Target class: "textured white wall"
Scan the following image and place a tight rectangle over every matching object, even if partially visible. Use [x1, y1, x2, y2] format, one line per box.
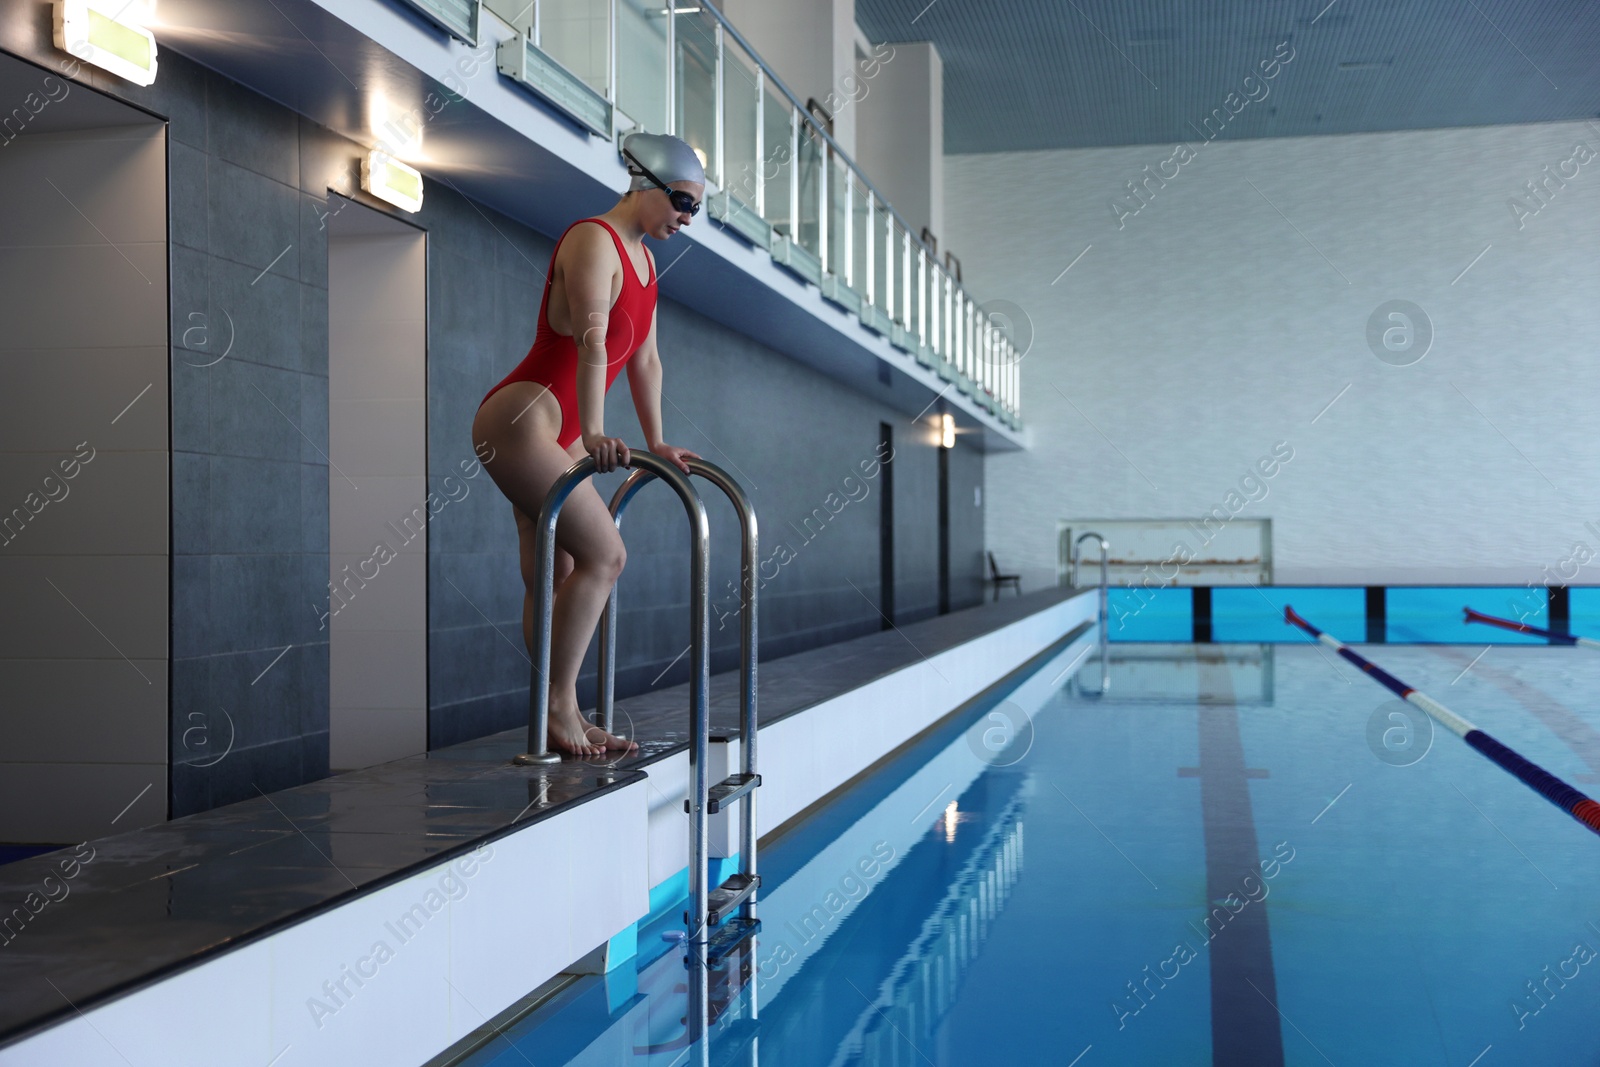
[946, 119, 1600, 588]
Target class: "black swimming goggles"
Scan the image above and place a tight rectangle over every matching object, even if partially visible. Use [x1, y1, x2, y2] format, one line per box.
[625, 151, 702, 217]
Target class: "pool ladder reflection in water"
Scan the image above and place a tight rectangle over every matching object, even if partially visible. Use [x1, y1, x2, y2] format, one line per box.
[1072, 531, 1111, 695]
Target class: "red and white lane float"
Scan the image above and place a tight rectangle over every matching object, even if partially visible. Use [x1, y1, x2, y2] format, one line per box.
[1463, 606, 1600, 649]
[1284, 605, 1600, 838]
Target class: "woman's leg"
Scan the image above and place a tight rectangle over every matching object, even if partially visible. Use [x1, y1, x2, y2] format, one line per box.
[474, 384, 636, 756]
[523, 542, 576, 651]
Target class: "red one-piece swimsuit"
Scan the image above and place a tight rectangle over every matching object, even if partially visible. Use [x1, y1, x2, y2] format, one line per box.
[479, 218, 658, 448]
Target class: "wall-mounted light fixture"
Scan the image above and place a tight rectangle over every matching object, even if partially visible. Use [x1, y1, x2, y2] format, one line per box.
[55, 0, 159, 86]
[940, 412, 955, 449]
[361, 151, 424, 213]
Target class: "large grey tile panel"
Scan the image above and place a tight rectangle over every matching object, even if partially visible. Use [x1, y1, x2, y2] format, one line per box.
[171, 556, 212, 659]
[0, 347, 165, 450]
[0, 450, 167, 555]
[0, 126, 166, 247]
[0, 554, 167, 662]
[205, 70, 299, 188]
[207, 455, 301, 554]
[0, 658, 167, 764]
[168, 138, 209, 253]
[299, 370, 329, 466]
[170, 358, 211, 456]
[0, 241, 166, 349]
[300, 282, 329, 377]
[300, 461, 329, 554]
[207, 359, 305, 463]
[0, 761, 166, 843]
[171, 449, 209, 556]
[208, 552, 321, 653]
[206, 157, 299, 282]
[198, 253, 305, 374]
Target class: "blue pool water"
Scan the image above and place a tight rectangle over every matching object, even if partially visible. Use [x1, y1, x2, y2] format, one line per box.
[456, 636, 1600, 1066]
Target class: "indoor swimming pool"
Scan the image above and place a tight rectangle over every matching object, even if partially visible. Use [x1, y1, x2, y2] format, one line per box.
[442, 634, 1600, 1066]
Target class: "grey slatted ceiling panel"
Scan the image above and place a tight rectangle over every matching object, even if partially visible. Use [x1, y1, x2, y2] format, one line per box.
[855, 0, 1600, 152]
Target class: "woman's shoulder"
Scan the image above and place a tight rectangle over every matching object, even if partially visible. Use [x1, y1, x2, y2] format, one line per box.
[554, 219, 620, 269]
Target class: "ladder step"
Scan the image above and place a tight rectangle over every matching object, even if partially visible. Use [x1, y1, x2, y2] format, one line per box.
[706, 772, 761, 814]
[707, 1012, 761, 1067]
[704, 916, 762, 964]
[706, 872, 761, 927]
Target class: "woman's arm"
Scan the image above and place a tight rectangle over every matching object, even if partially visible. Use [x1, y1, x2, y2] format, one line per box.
[627, 304, 699, 474]
[626, 307, 666, 449]
[561, 223, 630, 469]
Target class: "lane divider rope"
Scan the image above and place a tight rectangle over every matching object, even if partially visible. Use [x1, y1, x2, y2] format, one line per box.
[1284, 605, 1600, 838]
[1463, 606, 1600, 649]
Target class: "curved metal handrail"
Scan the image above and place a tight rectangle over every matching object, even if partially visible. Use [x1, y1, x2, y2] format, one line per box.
[1073, 531, 1111, 696]
[598, 458, 760, 919]
[513, 452, 710, 770]
[510, 449, 760, 1047]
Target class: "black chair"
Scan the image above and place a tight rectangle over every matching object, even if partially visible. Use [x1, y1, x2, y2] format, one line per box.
[986, 551, 1021, 600]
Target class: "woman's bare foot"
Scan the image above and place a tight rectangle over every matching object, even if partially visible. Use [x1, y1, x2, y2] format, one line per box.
[583, 724, 639, 754]
[547, 701, 605, 757]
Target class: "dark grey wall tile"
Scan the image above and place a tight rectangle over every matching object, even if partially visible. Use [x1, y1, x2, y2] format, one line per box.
[429, 550, 521, 630]
[208, 456, 300, 554]
[300, 284, 328, 377]
[297, 372, 327, 466]
[171, 555, 211, 660]
[207, 158, 299, 281]
[169, 140, 208, 253]
[296, 643, 330, 739]
[169, 245, 209, 356]
[427, 623, 528, 708]
[298, 189, 329, 290]
[206, 71, 299, 187]
[171, 451, 209, 556]
[207, 360, 303, 463]
[209, 553, 316, 653]
[205, 254, 305, 374]
[300, 463, 329, 554]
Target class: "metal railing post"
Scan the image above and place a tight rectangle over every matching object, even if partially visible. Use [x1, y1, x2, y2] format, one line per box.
[1073, 531, 1110, 695]
[685, 459, 759, 927]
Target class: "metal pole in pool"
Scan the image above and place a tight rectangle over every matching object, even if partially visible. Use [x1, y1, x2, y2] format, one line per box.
[1283, 605, 1600, 838]
[1463, 606, 1600, 649]
[1073, 531, 1110, 694]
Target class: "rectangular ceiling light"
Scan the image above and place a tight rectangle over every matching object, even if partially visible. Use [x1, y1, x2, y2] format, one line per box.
[55, 0, 159, 86]
[362, 151, 424, 213]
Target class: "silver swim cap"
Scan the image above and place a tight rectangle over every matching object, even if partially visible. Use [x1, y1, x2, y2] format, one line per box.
[622, 132, 705, 192]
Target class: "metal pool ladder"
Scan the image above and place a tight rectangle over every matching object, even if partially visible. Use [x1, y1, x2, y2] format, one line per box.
[511, 451, 762, 1045]
[1072, 531, 1111, 695]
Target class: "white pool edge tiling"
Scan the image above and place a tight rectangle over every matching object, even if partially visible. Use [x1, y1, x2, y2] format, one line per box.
[0, 590, 1094, 1066]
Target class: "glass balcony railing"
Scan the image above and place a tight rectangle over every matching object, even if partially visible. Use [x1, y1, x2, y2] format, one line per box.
[484, 0, 1021, 428]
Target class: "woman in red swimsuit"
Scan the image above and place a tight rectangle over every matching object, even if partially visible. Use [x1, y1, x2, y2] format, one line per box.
[472, 132, 704, 757]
